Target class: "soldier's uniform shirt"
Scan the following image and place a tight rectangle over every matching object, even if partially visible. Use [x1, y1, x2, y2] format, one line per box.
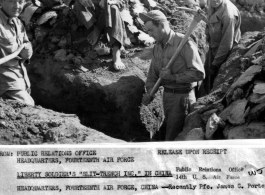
[207, 0, 241, 67]
[0, 9, 34, 105]
[146, 30, 205, 140]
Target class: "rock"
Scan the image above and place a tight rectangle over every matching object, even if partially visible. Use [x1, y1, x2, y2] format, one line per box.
[120, 9, 134, 25]
[37, 11, 58, 25]
[226, 65, 262, 103]
[252, 56, 263, 64]
[253, 94, 265, 103]
[244, 83, 254, 98]
[54, 49, 67, 61]
[76, 65, 88, 72]
[223, 124, 233, 139]
[141, 0, 157, 8]
[185, 128, 205, 141]
[248, 92, 264, 103]
[205, 113, 225, 140]
[85, 51, 97, 60]
[198, 103, 224, 114]
[247, 103, 265, 121]
[175, 110, 204, 141]
[219, 99, 249, 125]
[201, 109, 218, 123]
[58, 36, 68, 48]
[232, 88, 244, 101]
[20, 4, 39, 25]
[0, 110, 5, 119]
[94, 44, 111, 56]
[228, 122, 265, 139]
[66, 53, 75, 61]
[72, 56, 85, 65]
[51, 36, 61, 43]
[27, 125, 40, 134]
[35, 26, 49, 43]
[131, 0, 145, 15]
[0, 120, 7, 128]
[127, 25, 139, 34]
[253, 82, 265, 94]
[45, 130, 59, 142]
[184, 0, 199, 7]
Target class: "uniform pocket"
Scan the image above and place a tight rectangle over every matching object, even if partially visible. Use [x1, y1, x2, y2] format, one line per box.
[154, 58, 163, 69]
[2, 36, 16, 45]
[0, 36, 17, 53]
[210, 22, 222, 44]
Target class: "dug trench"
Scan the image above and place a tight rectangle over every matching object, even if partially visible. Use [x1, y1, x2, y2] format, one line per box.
[28, 48, 153, 142]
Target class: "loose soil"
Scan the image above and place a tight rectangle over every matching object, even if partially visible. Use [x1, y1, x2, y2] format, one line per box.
[0, 99, 124, 144]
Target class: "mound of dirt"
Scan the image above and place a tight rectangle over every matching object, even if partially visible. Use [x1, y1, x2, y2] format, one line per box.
[0, 98, 124, 145]
[241, 12, 265, 34]
[232, 0, 265, 33]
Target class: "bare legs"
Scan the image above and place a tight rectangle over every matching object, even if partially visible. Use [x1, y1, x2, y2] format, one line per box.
[112, 42, 125, 70]
[88, 30, 126, 70]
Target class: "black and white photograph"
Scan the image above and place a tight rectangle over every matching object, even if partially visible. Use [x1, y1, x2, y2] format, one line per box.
[0, 0, 265, 194]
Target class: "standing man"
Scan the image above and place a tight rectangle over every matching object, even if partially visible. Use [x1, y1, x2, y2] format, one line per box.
[140, 10, 205, 141]
[206, 0, 241, 89]
[0, 0, 34, 106]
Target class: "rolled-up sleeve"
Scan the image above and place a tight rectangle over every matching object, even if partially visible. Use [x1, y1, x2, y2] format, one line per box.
[212, 16, 235, 67]
[175, 41, 205, 83]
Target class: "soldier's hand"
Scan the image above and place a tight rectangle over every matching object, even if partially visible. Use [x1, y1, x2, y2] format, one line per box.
[16, 43, 25, 54]
[142, 93, 154, 106]
[159, 68, 175, 81]
[19, 42, 32, 60]
[79, 0, 95, 9]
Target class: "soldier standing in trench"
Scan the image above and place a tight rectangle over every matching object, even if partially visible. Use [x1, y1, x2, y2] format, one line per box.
[140, 10, 205, 141]
[67, 0, 127, 71]
[0, 0, 34, 106]
[205, 0, 241, 91]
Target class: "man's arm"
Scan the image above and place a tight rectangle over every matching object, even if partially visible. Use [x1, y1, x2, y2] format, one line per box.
[160, 41, 205, 83]
[19, 25, 33, 60]
[0, 44, 25, 65]
[212, 16, 235, 68]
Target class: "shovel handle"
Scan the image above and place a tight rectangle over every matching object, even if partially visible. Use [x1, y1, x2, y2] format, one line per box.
[149, 18, 202, 97]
